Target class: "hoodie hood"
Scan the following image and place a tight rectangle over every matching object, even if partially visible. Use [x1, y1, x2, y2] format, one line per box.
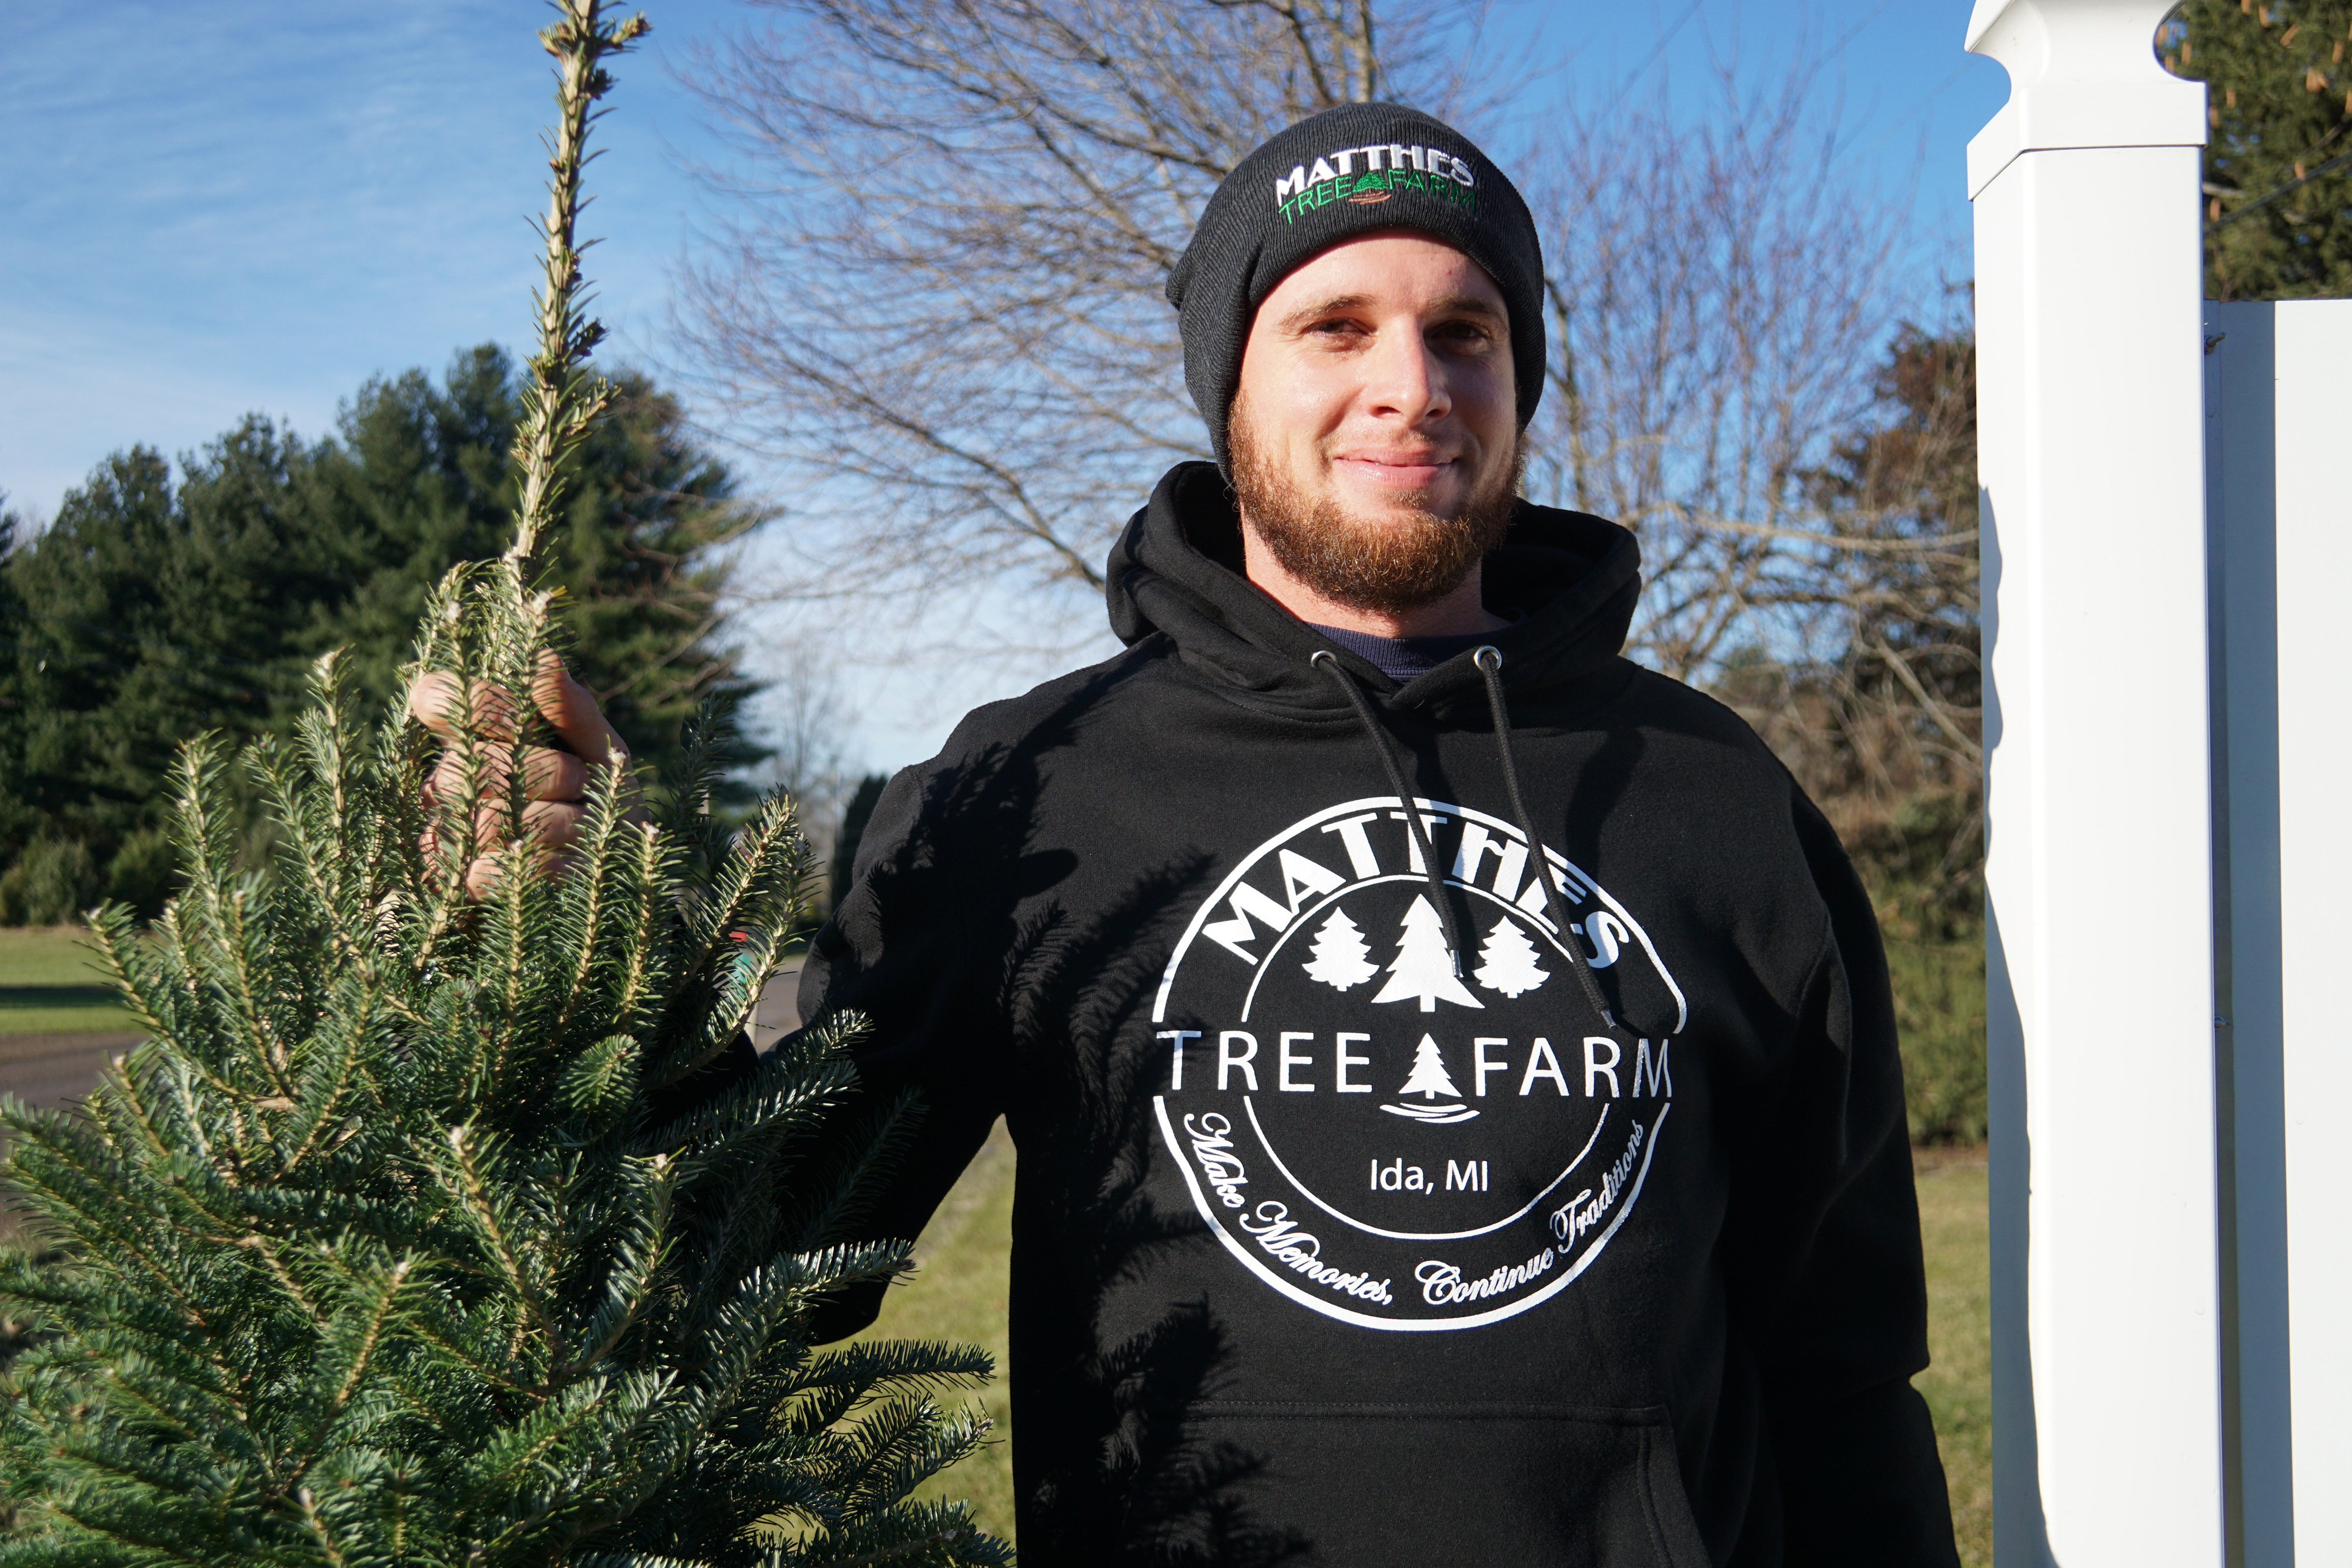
[1105, 462, 1642, 717]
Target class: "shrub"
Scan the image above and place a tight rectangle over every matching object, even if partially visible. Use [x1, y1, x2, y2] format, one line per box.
[0, 839, 98, 927]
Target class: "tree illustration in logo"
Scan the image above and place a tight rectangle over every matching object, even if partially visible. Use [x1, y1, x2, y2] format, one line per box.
[1372, 894, 1484, 1012]
[1302, 907, 1379, 991]
[1397, 1033, 1462, 1099]
[1474, 914, 1549, 998]
[1382, 1032, 1477, 1123]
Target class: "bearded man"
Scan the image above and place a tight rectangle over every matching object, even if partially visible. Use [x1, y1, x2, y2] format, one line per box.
[438, 104, 1961, 1564]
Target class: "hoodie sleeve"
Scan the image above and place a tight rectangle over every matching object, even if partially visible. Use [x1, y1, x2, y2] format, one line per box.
[1728, 791, 1961, 1566]
[795, 762, 1015, 1344]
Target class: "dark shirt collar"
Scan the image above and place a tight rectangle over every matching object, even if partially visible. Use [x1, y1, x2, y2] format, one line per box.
[1306, 613, 1524, 684]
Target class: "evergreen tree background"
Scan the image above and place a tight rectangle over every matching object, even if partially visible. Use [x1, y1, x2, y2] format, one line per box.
[0, 349, 766, 923]
[2165, 1, 2352, 299]
[1788, 325, 1982, 927]
[0, 500, 29, 875]
[0, 4, 1005, 1562]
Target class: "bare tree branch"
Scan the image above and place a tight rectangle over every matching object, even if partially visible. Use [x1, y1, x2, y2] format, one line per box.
[674, 3, 1977, 861]
[674, 0, 1482, 643]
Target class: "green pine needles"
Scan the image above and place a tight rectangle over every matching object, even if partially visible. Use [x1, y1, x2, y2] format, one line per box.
[0, 5, 1008, 1564]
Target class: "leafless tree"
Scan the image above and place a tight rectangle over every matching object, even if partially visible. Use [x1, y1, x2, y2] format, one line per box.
[676, 0, 1970, 793]
[1516, 59, 1979, 897]
[1722, 322, 1983, 900]
[676, 0, 1494, 653]
[753, 638, 858, 862]
[1525, 62, 1918, 684]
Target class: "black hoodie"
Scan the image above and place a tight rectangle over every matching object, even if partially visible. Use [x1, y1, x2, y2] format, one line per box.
[801, 463, 1960, 1567]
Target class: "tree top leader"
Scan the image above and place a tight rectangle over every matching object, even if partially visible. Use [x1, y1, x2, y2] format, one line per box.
[477, 100, 1965, 1566]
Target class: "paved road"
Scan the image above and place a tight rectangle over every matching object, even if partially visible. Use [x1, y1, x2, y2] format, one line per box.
[0, 1032, 140, 1236]
[0, 1031, 141, 1115]
[750, 959, 804, 1052]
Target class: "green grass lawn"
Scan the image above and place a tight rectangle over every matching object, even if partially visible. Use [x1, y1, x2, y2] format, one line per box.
[843, 1121, 1020, 1543]
[851, 1126, 1993, 1563]
[1915, 1147, 1991, 1566]
[0, 926, 132, 1035]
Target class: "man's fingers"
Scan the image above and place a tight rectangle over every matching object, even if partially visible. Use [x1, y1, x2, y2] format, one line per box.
[427, 745, 587, 806]
[411, 665, 590, 751]
[426, 798, 586, 855]
[407, 672, 465, 742]
[413, 656, 638, 905]
[533, 653, 629, 768]
[427, 831, 583, 898]
[520, 799, 586, 848]
[532, 656, 648, 826]
[427, 746, 495, 806]
[462, 830, 596, 896]
[465, 798, 586, 850]
[410, 656, 627, 768]
[522, 746, 589, 801]
[464, 852, 513, 901]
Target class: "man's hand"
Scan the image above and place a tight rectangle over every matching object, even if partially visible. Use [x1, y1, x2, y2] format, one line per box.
[408, 651, 641, 897]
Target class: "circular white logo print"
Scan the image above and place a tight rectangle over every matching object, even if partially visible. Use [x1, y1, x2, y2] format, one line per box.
[1151, 797, 1686, 1331]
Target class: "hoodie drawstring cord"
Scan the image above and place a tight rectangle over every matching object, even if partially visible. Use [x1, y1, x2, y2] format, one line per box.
[1309, 650, 1470, 976]
[1473, 645, 1619, 1030]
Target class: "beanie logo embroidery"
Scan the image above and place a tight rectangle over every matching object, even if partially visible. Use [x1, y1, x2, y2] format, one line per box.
[1274, 144, 1479, 225]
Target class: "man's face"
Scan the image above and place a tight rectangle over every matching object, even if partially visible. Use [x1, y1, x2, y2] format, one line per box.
[1229, 230, 1521, 616]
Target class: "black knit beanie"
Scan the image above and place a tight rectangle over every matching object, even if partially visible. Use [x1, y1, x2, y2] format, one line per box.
[1166, 102, 1544, 473]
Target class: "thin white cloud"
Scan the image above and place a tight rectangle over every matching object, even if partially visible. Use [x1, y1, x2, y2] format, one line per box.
[1, 0, 732, 517]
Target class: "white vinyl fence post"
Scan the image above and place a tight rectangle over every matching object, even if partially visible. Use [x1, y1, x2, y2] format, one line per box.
[2264, 304, 2352, 1566]
[2205, 296, 2352, 1568]
[1965, 4, 2221, 1565]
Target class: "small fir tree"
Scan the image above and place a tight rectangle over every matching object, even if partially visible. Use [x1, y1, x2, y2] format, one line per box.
[0, 7, 1005, 1566]
[1472, 915, 1549, 999]
[1302, 908, 1378, 991]
[1371, 895, 1483, 1013]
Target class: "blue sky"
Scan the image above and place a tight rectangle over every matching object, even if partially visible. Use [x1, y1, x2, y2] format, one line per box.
[1, 0, 742, 524]
[1, 1, 2010, 771]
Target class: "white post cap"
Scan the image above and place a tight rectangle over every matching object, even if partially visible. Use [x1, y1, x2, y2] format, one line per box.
[1965, 0, 2207, 196]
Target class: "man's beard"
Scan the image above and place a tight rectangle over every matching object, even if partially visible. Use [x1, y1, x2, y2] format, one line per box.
[1230, 409, 1523, 618]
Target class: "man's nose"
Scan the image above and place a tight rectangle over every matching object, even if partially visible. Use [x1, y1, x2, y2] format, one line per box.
[1362, 325, 1449, 424]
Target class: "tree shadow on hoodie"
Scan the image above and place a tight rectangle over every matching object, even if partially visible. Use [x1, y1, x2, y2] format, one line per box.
[807, 661, 1309, 1566]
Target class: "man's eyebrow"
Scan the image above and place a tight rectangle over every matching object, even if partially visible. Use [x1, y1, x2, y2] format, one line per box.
[1274, 291, 1506, 333]
[1424, 292, 1506, 320]
[1275, 293, 1374, 332]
